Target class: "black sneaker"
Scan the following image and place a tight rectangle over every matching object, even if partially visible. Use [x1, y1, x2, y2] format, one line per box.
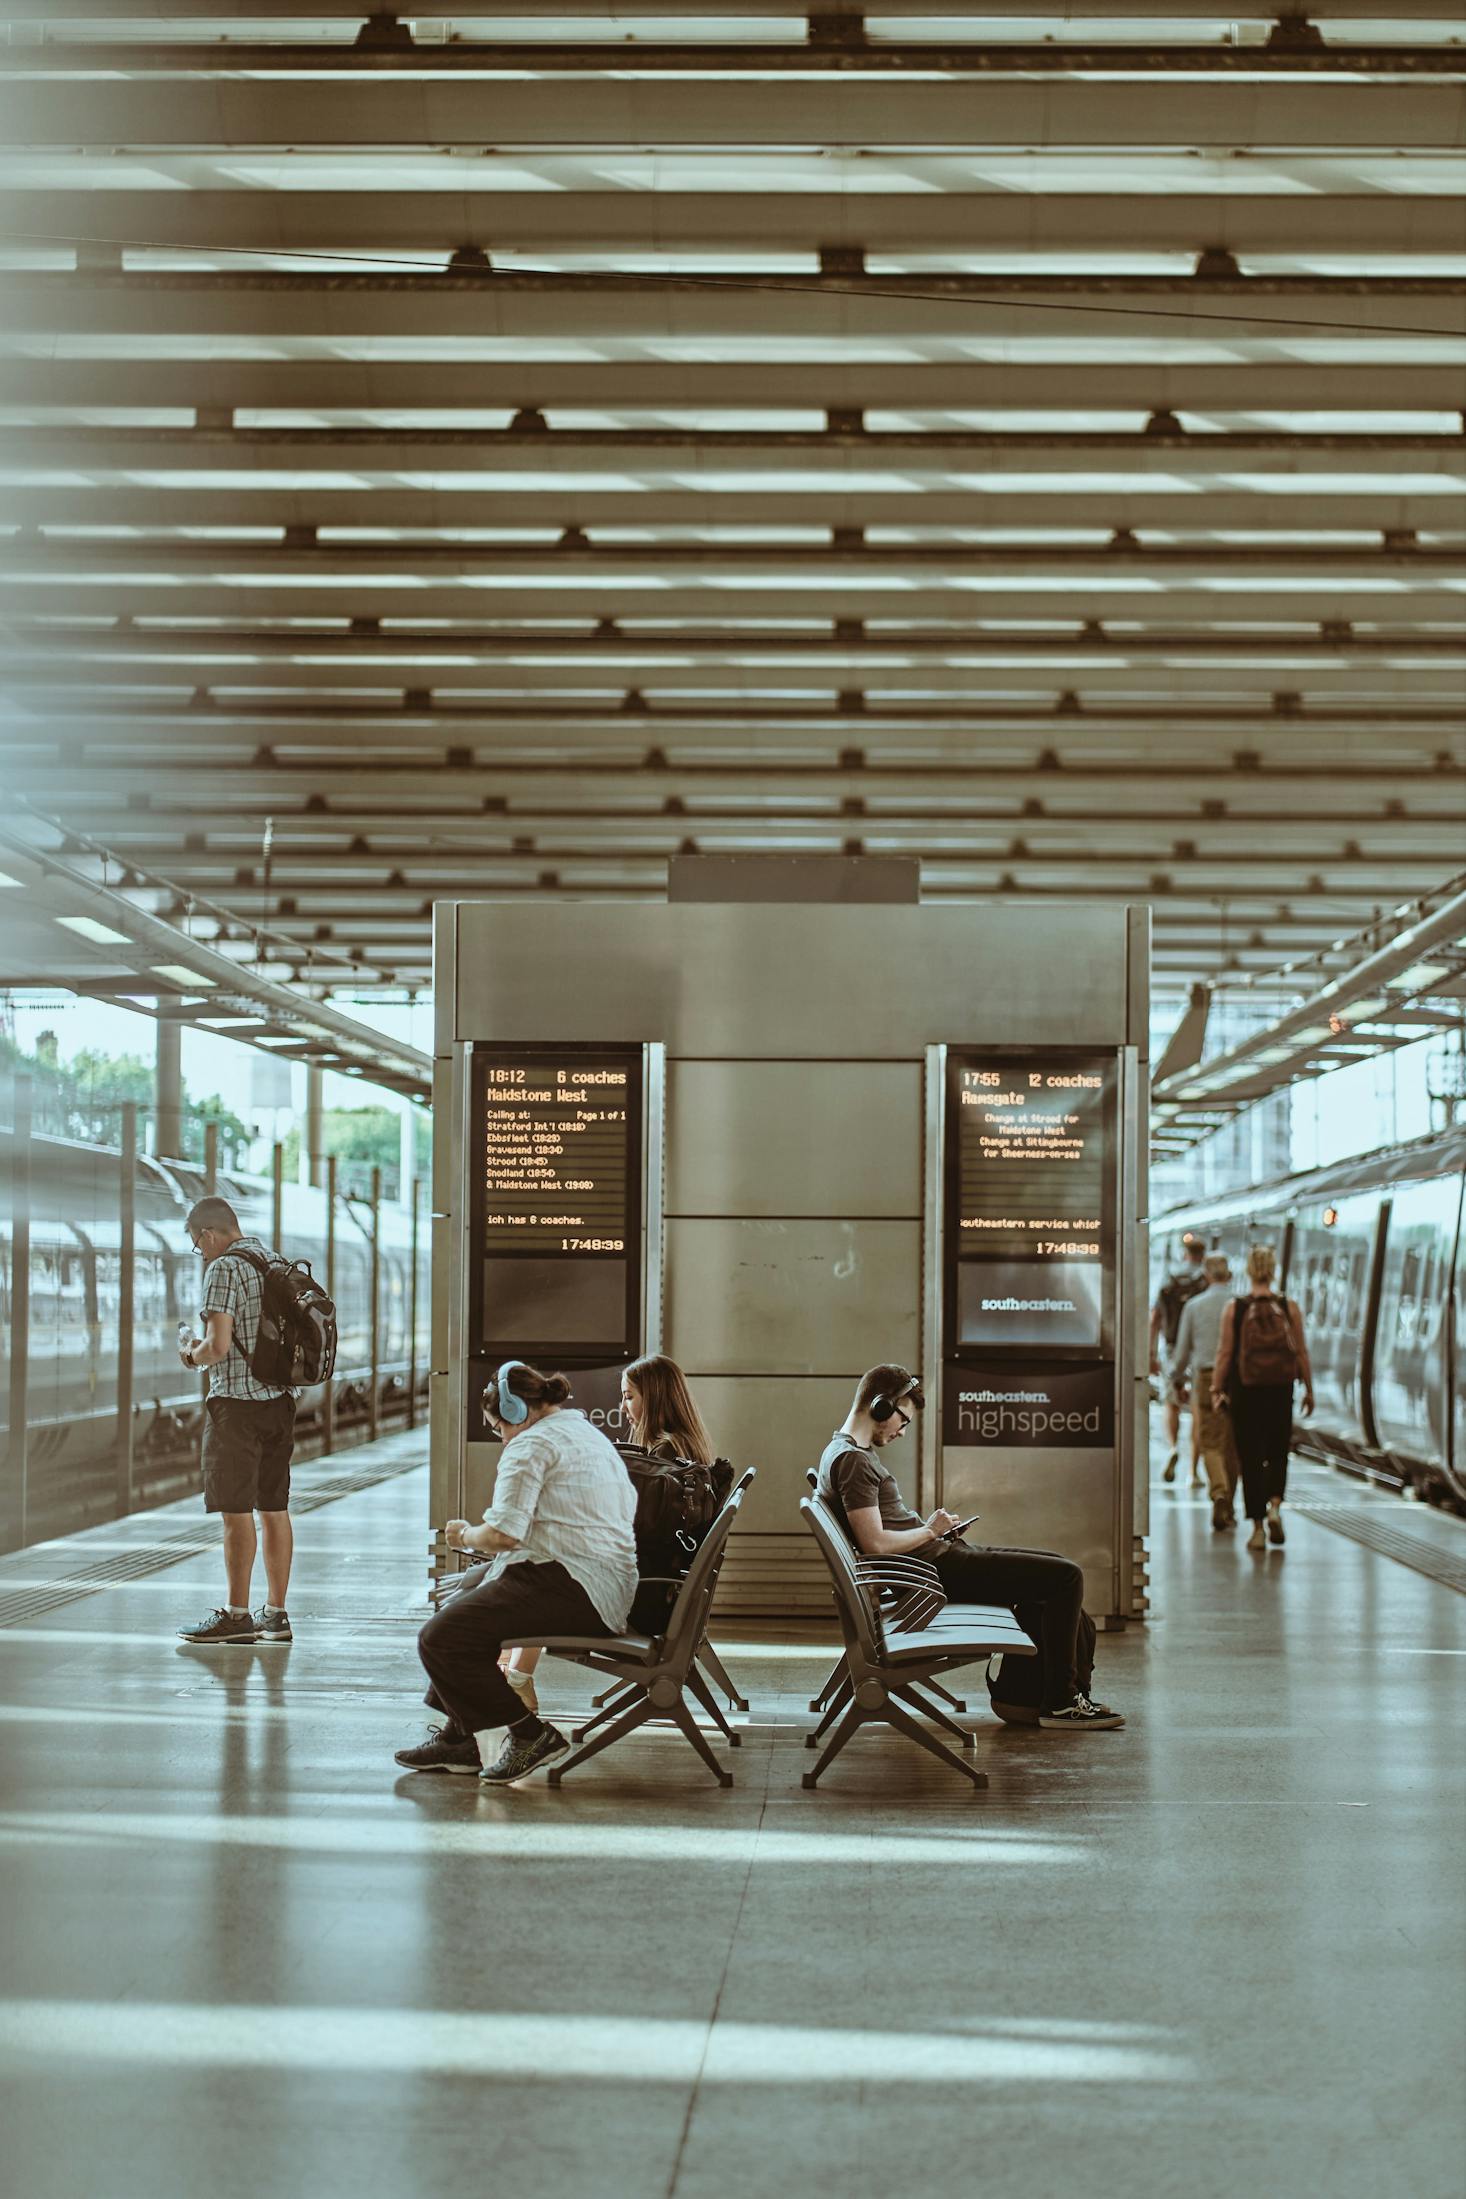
[1039, 1694, 1125, 1732]
[477, 1723, 570, 1785]
[253, 1607, 292, 1644]
[178, 1607, 258, 1644]
[1162, 1451, 1178, 1484]
[394, 1729, 481, 1775]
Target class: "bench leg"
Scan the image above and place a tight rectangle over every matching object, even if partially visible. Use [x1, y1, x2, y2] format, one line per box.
[686, 1665, 740, 1746]
[809, 1654, 847, 1713]
[884, 1698, 988, 1791]
[697, 1640, 748, 1712]
[923, 1677, 968, 1714]
[549, 1691, 654, 1785]
[670, 1697, 735, 1787]
[570, 1681, 638, 1745]
[807, 1672, 853, 1746]
[801, 1698, 866, 1788]
[894, 1681, 974, 1750]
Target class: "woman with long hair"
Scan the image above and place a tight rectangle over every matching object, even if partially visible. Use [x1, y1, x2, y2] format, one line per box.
[1213, 1244, 1315, 1551]
[620, 1353, 715, 1463]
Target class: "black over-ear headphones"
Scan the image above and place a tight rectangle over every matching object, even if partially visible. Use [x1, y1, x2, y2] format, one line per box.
[869, 1377, 925, 1424]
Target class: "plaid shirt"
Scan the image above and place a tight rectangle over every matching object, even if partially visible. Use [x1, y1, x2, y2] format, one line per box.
[200, 1234, 292, 1401]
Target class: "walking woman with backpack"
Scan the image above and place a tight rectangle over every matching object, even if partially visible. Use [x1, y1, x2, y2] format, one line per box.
[1212, 1245, 1315, 1551]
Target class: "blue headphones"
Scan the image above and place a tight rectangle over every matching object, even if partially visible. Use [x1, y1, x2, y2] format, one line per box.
[493, 1361, 530, 1426]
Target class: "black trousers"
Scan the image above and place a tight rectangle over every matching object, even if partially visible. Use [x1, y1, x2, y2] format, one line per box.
[934, 1542, 1086, 1713]
[1231, 1383, 1294, 1519]
[417, 1559, 610, 1737]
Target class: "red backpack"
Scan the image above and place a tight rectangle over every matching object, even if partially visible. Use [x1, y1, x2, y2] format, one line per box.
[1237, 1295, 1300, 1388]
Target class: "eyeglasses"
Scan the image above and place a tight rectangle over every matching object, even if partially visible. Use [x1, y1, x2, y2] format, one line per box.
[892, 1404, 913, 1431]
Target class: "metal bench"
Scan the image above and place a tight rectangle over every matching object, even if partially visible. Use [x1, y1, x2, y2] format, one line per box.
[504, 1473, 751, 1788]
[799, 1496, 1036, 1794]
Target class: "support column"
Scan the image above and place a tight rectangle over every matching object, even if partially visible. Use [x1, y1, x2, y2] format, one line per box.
[155, 1020, 183, 1160]
[407, 1173, 420, 1433]
[304, 1064, 325, 1188]
[368, 1163, 382, 1443]
[271, 1140, 284, 1250]
[322, 1153, 337, 1454]
[5, 1076, 32, 1552]
[116, 1101, 136, 1520]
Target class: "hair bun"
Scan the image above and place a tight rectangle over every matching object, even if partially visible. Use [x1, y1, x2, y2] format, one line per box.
[544, 1372, 573, 1405]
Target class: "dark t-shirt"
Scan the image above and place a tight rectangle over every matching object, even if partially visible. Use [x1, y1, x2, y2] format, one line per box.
[816, 1433, 938, 1558]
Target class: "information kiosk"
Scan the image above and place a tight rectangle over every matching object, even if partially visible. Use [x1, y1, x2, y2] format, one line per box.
[434, 889, 1148, 1618]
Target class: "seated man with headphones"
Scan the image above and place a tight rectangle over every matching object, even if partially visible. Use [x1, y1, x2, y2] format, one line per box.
[817, 1363, 1124, 1731]
[399, 1359, 639, 1786]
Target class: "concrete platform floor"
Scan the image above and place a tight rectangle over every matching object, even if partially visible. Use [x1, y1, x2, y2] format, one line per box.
[1, 1433, 1463, 2199]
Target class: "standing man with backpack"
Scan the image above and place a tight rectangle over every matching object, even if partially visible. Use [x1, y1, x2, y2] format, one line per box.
[1212, 1244, 1315, 1551]
[1150, 1233, 1208, 1483]
[176, 1195, 306, 1644]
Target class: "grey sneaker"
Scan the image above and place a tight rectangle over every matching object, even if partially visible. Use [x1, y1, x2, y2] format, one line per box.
[253, 1606, 292, 1644]
[478, 1723, 570, 1785]
[178, 1607, 257, 1644]
[395, 1730, 481, 1775]
[1039, 1694, 1125, 1732]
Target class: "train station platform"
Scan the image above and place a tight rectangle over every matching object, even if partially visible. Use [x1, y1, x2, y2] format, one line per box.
[1, 1430, 1463, 2199]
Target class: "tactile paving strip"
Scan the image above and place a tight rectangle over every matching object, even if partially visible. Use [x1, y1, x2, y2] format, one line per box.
[0, 1458, 420, 1630]
[1290, 1505, 1466, 1597]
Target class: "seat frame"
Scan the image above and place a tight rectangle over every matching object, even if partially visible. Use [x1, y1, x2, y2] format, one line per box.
[799, 1498, 1036, 1794]
[504, 1478, 751, 1788]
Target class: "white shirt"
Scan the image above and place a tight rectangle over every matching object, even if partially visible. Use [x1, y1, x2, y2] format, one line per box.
[481, 1409, 639, 1630]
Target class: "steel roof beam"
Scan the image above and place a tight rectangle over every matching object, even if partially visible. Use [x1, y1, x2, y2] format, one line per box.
[8, 1, 1463, 21]
[8, 703, 1456, 750]
[8, 587, 1460, 629]
[1, 81, 1462, 154]
[13, 624, 1463, 661]
[11, 661, 1462, 699]
[8, 361, 1466, 418]
[6, 491, 1459, 539]
[7, 429, 1461, 483]
[7, 274, 1464, 342]
[7, 192, 1463, 262]
[12, 39, 1466, 77]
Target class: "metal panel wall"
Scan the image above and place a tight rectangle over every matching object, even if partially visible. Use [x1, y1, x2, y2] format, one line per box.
[438, 897, 1146, 1615]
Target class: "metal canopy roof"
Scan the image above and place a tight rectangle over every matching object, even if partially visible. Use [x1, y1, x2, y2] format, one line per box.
[0, 3, 1463, 994]
[0, 815, 431, 1098]
[1151, 870, 1466, 1150]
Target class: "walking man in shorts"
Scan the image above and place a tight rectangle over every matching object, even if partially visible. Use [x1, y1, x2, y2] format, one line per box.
[176, 1196, 297, 1645]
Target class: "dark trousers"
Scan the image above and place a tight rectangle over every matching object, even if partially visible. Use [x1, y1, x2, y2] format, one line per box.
[417, 1559, 609, 1738]
[1231, 1383, 1293, 1519]
[935, 1541, 1086, 1713]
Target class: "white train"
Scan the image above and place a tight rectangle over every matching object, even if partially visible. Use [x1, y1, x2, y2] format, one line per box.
[1152, 1125, 1466, 1510]
[0, 1126, 429, 1542]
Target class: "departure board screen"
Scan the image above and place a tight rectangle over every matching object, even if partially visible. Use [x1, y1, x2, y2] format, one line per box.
[946, 1052, 1116, 1358]
[468, 1046, 642, 1370]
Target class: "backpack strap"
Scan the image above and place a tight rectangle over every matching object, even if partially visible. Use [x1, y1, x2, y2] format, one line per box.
[224, 1243, 276, 1279]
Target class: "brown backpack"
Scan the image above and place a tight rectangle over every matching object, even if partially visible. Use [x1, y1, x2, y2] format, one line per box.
[1237, 1295, 1300, 1388]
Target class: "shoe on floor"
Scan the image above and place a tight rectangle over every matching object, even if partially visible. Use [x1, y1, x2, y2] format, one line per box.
[1267, 1505, 1286, 1546]
[503, 1664, 539, 1717]
[1162, 1451, 1178, 1483]
[177, 1607, 257, 1644]
[1248, 1521, 1267, 1551]
[1038, 1695, 1125, 1732]
[253, 1606, 292, 1644]
[478, 1722, 570, 1785]
[1212, 1497, 1234, 1531]
[394, 1729, 481, 1775]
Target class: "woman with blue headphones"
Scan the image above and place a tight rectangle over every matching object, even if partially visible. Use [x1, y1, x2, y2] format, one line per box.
[398, 1359, 639, 1786]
